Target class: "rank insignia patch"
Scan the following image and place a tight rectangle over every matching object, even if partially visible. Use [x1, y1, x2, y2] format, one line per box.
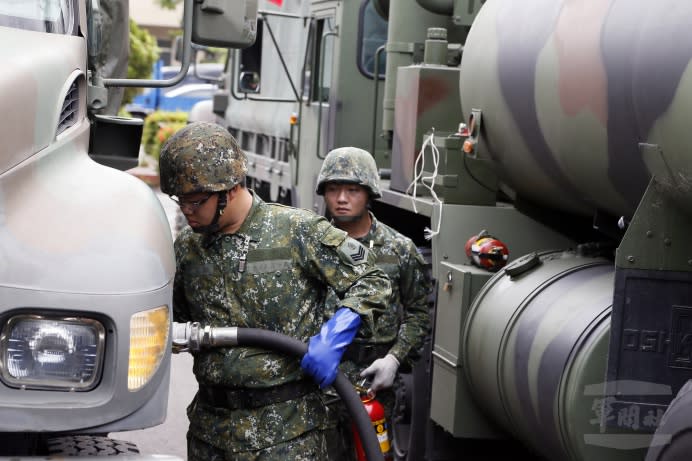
[338, 237, 369, 265]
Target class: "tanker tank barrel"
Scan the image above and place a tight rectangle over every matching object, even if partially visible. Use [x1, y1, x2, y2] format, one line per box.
[459, 0, 692, 219]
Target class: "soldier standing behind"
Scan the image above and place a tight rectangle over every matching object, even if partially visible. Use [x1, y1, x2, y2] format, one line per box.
[158, 123, 391, 461]
[316, 147, 432, 460]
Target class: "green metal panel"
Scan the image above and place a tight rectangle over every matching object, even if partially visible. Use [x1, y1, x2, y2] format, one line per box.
[382, 0, 465, 133]
[390, 64, 463, 193]
[434, 262, 491, 365]
[451, 0, 484, 27]
[607, 178, 692, 431]
[616, 178, 692, 272]
[428, 202, 575, 281]
[430, 261, 499, 438]
[420, 132, 497, 205]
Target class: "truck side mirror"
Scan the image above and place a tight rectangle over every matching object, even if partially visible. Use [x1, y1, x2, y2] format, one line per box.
[192, 0, 258, 49]
[238, 71, 260, 93]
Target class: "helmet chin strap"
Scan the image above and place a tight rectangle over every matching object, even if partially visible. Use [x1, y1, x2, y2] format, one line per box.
[192, 191, 228, 235]
[332, 214, 362, 224]
[331, 206, 370, 224]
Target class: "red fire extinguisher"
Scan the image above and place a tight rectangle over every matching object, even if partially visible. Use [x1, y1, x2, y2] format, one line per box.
[352, 391, 392, 461]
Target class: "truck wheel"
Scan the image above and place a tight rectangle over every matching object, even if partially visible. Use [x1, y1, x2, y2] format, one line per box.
[392, 263, 435, 461]
[392, 372, 418, 460]
[645, 380, 692, 461]
[47, 436, 139, 456]
[391, 348, 431, 460]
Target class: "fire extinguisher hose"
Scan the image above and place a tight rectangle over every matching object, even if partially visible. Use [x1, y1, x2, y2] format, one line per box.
[236, 328, 385, 461]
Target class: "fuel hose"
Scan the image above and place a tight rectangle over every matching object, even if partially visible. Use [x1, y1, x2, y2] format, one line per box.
[172, 323, 385, 461]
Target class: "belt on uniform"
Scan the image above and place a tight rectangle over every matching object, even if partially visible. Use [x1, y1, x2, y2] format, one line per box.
[198, 380, 318, 410]
[343, 342, 393, 365]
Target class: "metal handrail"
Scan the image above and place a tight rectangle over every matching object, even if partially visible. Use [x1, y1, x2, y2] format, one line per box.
[370, 44, 386, 156]
[104, 0, 193, 87]
[316, 30, 338, 160]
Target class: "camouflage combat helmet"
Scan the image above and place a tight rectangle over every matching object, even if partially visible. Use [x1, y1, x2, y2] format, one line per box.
[159, 121, 248, 196]
[316, 147, 381, 198]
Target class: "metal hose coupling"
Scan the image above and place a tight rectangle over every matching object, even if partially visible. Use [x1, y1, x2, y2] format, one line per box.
[171, 322, 239, 352]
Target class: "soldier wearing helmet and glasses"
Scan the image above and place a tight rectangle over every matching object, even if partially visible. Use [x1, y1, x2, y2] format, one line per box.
[159, 123, 391, 461]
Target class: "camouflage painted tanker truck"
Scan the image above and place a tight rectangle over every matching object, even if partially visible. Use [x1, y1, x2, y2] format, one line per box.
[192, 0, 692, 459]
[0, 0, 232, 457]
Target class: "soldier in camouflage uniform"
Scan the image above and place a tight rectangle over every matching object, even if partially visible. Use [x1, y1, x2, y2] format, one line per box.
[158, 123, 391, 461]
[316, 147, 432, 460]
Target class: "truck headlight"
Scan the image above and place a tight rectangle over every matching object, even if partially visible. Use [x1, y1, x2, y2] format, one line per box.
[128, 306, 169, 391]
[0, 315, 105, 391]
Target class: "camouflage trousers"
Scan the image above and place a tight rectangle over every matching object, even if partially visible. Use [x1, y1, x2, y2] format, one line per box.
[187, 429, 328, 461]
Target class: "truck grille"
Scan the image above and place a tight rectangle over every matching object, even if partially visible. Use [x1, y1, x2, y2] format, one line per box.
[57, 80, 79, 136]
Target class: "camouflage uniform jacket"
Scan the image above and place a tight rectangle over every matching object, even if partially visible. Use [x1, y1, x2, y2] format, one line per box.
[329, 213, 431, 373]
[173, 192, 390, 453]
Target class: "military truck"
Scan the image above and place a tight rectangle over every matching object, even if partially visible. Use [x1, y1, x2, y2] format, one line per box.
[193, 0, 692, 460]
[0, 0, 239, 457]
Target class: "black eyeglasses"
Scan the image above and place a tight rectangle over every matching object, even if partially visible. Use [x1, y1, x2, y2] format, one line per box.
[170, 193, 213, 212]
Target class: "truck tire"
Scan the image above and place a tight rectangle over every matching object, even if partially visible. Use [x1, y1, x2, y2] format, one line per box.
[392, 256, 435, 460]
[392, 368, 428, 461]
[47, 436, 139, 456]
[645, 380, 692, 461]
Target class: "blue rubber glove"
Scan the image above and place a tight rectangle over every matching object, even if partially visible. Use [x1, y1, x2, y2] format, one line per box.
[301, 308, 361, 388]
